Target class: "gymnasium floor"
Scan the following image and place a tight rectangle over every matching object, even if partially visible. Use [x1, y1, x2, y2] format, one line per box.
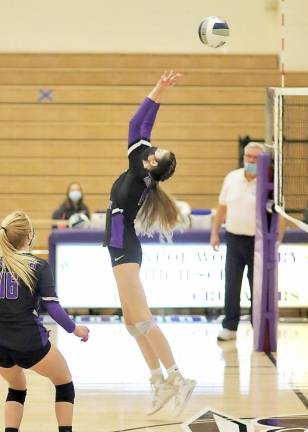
[0, 321, 307, 431]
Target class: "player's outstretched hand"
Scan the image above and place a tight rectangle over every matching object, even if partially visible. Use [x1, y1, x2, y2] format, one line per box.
[148, 70, 182, 102]
[159, 70, 182, 88]
[74, 325, 90, 342]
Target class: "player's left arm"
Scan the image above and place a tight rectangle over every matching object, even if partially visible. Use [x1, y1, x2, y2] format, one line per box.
[38, 261, 76, 333]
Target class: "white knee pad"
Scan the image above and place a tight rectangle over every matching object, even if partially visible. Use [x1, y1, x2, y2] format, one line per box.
[135, 317, 156, 335]
[125, 324, 140, 338]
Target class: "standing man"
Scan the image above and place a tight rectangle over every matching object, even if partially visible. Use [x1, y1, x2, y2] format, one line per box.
[211, 142, 281, 341]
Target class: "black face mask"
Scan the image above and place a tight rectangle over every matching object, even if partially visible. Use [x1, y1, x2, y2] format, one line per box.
[143, 146, 175, 182]
[151, 157, 173, 182]
[142, 146, 158, 161]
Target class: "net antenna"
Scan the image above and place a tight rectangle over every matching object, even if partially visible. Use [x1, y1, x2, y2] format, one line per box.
[280, 0, 286, 88]
[266, 87, 308, 233]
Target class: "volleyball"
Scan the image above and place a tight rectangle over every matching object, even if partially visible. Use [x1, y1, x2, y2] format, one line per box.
[68, 213, 90, 229]
[198, 16, 230, 48]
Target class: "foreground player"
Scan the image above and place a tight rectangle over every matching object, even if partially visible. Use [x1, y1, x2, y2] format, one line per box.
[104, 71, 196, 416]
[0, 210, 89, 432]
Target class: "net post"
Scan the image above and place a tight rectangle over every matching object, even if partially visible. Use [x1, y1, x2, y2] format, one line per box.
[253, 152, 279, 352]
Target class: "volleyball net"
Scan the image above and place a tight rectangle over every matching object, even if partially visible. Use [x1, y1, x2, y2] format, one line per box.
[253, 87, 308, 352]
[266, 87, 308, 232]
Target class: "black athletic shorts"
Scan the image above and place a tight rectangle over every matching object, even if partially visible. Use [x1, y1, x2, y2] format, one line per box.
[0, 340, 51, 369]
[108, 242, 142, 267]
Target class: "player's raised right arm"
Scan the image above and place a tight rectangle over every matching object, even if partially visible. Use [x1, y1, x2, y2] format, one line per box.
[128, 97, 159, 146]
[128, 71, 181, 146]
[147, 70, 181, 103]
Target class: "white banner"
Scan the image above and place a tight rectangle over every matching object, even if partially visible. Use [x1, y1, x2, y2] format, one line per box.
[55, 243, 308, 308]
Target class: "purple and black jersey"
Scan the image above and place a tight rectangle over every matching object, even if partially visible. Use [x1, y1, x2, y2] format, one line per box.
[104, 97, 160, 250]
[0, 254, 75, 352]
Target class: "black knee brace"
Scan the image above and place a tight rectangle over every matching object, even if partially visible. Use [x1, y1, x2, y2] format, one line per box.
[55, 381, 75, 404]
[6, 388, 27, 405]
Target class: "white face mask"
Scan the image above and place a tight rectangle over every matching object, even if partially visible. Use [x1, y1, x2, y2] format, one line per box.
[69, 190, 82, 202]
[244, 162, 257, 176]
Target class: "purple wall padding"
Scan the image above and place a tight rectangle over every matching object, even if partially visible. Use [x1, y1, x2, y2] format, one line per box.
[253, 153, 279, 352]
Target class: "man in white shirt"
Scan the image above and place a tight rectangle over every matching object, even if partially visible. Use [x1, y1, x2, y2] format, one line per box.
[211, 142, 266, 341]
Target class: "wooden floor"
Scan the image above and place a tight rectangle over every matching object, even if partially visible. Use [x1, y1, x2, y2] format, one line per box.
[0, 321, 307, 431]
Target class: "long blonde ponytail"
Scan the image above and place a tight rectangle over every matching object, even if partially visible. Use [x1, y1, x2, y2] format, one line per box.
[0, 210, 37, 291]
[136, 184, 180, 237]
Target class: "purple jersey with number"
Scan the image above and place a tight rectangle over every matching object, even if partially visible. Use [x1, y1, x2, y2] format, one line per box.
[0, 254, 75, 351]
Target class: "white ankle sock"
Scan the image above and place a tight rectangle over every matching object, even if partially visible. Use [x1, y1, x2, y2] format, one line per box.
[150, 367, 164, 380]
[167, 364, 182, 380]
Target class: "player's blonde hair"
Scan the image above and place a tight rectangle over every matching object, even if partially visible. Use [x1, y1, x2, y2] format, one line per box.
[0, 210, 37, 292]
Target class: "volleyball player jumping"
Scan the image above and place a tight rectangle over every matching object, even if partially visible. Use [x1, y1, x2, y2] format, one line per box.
[0, 210, 89, 432]
[104, 71, 196, 417]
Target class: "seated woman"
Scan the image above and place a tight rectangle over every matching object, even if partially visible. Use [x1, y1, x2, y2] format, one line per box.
[52, 182, 90, 223]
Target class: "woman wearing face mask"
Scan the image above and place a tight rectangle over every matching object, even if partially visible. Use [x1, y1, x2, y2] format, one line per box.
[103, 71, 196, 417]
[52, 182, 90, 222]
[0, 210, 89, 432]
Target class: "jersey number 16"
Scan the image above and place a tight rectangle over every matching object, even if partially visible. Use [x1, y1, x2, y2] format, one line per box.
[0, 273, 19, 299]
